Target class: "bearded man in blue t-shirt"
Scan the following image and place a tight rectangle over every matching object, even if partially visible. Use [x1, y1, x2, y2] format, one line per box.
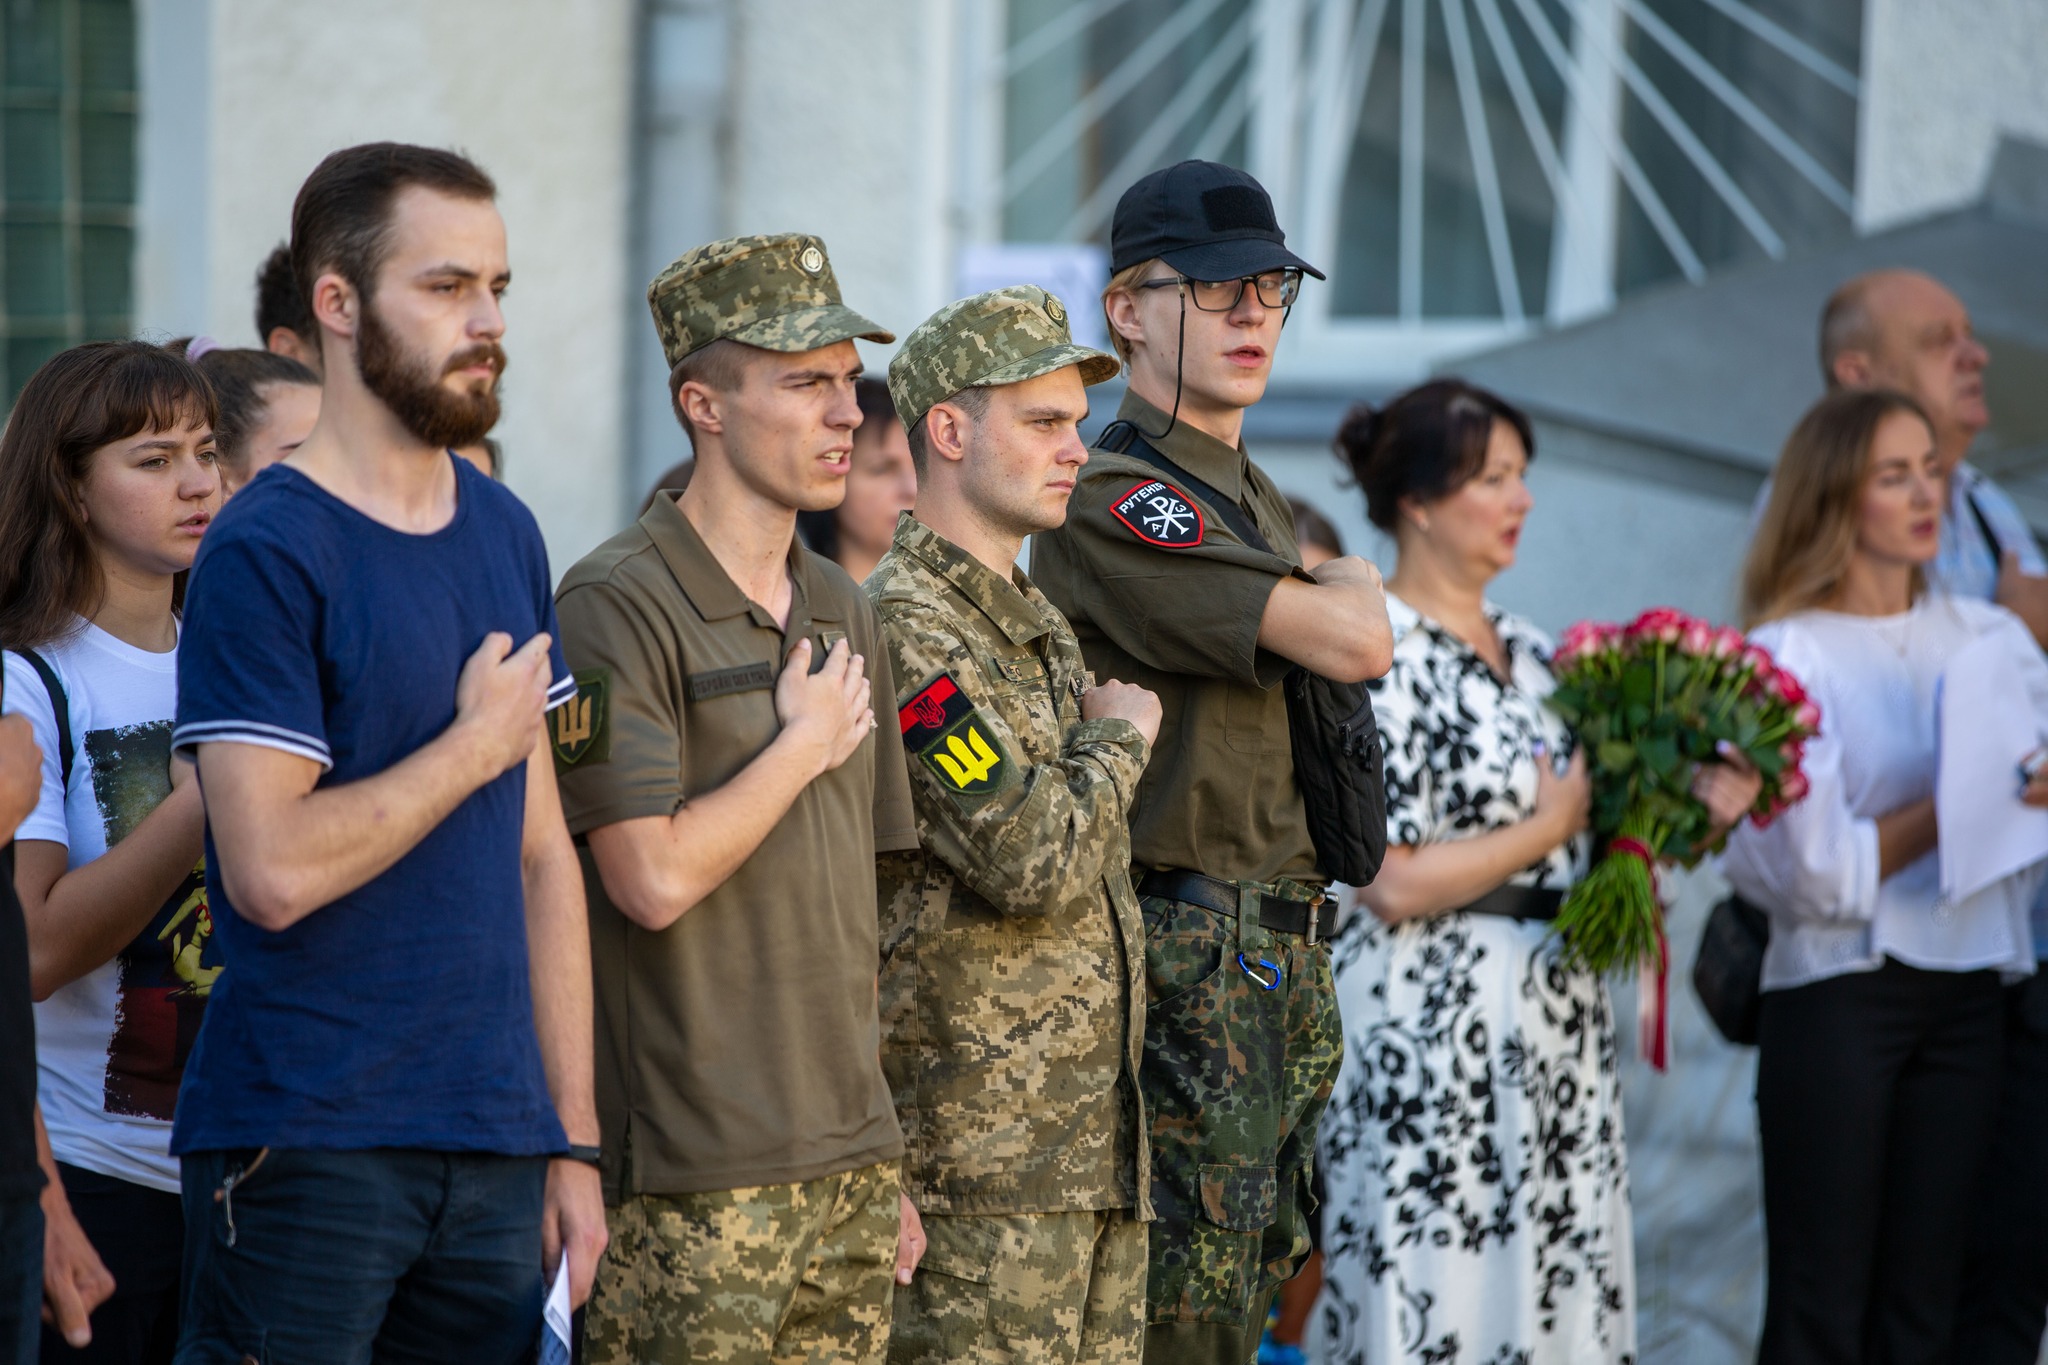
[170, 143, 606, 1362]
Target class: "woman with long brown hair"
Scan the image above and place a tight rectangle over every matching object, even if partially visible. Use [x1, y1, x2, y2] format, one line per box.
[0, 340, 221, 1362]
[1725, 387, 2048, 1365]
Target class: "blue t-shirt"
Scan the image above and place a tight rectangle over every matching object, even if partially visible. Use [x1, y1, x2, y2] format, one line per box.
[170, 455, 575, 1156]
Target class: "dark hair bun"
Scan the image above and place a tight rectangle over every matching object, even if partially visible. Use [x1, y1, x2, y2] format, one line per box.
[1331, 379, 1534, 531]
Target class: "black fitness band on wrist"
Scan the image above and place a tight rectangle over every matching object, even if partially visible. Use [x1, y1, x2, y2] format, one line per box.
[563, 1144, 603, 1166]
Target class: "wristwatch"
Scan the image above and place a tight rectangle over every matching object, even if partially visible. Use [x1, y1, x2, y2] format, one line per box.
[563, 1144, 604, 1167]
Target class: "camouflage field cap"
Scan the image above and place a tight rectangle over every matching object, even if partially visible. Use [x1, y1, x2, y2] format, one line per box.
[647, 232, 893, 369]
[888, 285, 1120, 432]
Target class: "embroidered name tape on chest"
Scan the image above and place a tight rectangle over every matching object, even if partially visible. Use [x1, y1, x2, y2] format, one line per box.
[686, 662, 776, 701]
[897, 672, 1013, 796]
[1111, 480, 1204, 548]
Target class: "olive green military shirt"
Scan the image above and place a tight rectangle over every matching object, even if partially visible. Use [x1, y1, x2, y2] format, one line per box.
[1031, 389, 1320, 886]
[867, 514, 1154, 1218]
[552, 494, 916, 1200]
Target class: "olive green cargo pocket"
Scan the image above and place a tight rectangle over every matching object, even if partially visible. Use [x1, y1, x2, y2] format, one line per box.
[1198, 1163, 1277, 1233]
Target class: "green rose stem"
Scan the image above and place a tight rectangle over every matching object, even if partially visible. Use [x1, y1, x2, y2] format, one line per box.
[1555, 809, 1665, 975]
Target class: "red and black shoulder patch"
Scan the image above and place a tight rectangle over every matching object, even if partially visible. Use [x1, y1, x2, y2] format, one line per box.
[1111, 479, 1205, 548]
[897, 673, 1013, 797]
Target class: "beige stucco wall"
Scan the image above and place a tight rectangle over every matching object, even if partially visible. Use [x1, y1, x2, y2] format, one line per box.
[1858, 0, 2048, 231]
[152, 0, 637, 570]
[722, 0, 960, 351]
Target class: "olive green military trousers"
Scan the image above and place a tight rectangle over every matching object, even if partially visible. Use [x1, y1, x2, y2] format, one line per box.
[586, 1159, 900, 1365]
[888, 1208, 1147, 1364]
[1136, 889, 1342, 1365]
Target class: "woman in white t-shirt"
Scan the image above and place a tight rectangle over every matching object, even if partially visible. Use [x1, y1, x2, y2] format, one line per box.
[1725, 387, 2048, 1365]
[0, 340, 221, 1361]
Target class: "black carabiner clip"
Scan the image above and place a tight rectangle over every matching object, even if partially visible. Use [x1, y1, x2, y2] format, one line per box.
[1238, 953, 1280, 990]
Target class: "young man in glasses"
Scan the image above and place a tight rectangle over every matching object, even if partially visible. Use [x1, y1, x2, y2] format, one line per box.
[1032, 160, 1392, 1365]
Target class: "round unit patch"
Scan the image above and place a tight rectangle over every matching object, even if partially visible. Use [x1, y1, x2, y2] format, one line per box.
[1111, 479, 1204, 548]
[799, 245, 826, 274]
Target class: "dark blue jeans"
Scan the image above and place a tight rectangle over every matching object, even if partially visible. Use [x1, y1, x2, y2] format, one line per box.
[173, 1149, 545, 1365]
[1, 1192, 42, 1365]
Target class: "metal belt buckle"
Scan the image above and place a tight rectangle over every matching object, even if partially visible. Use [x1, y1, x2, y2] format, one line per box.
[1306, 892, 1324, 947]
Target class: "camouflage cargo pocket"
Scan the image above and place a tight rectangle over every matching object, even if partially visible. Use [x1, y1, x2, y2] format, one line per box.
[1198, 1163, 1276, 1233]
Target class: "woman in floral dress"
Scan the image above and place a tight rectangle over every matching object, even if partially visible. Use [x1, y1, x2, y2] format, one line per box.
[1311, 380, 1757, 1365]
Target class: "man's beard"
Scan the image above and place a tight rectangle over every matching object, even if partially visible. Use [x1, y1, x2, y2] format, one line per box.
[356, 300, 506, 450]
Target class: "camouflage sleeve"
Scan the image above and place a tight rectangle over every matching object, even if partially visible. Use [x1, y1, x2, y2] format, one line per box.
[879, 599, 1149, 919]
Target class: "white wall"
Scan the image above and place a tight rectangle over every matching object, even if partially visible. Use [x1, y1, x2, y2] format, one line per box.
[1858, 0, 2048, 232]
[723, 0, 959, 359]
[137, 0, 637, 571]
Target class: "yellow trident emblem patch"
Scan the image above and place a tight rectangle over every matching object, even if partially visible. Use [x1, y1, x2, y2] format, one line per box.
[898, 672, 1014, 799]
[934, 725, 1002, 789]
[550, 668, 611, 770]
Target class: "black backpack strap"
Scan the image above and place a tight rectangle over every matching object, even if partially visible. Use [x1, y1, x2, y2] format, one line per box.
[1112, 428, 1278, 557]
[15, 648, 72, 792]
[1964, 482, 2006, 559]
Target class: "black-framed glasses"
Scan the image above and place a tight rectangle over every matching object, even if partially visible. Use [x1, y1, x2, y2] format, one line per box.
[1136, 268, 1303, 312]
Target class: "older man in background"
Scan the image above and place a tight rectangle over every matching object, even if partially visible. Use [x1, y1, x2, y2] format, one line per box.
[1817, 268, 2048, 642]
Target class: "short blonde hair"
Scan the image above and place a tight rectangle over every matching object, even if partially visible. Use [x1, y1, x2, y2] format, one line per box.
[1099, 259, 1159, 367]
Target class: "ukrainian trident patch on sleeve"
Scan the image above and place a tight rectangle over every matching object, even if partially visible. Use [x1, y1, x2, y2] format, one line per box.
[897, 673, 1014, 798]
[1111, 479, 1205, 548]
[550, 667, 611, 770]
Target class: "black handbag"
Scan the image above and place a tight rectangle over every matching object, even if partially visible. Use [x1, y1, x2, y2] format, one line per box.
[1100, 422, 1389, 886]
[1693, 893, 1771, 1046]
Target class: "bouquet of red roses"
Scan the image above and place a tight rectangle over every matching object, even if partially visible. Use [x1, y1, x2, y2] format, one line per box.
[1545, 608, 1820, 1060]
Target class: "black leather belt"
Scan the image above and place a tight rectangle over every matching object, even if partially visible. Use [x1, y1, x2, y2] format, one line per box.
[1456, 884, 1563, 922]
[1137, 869, 1338, 946]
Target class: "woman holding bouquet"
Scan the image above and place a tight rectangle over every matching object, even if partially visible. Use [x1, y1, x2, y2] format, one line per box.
[1311, 380, 1759, 1365]
[1725, 387, 2048, 1365]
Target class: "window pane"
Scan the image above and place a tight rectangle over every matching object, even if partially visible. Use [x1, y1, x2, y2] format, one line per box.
[6, 222, 69, 318]
[79, 0, 135, 94]
[5, 108, 65, 205]
[79, 110, 133, 205]
[3, 1, 65, 96]
[81, 223, 127, 317]
[8, 335, 67, 404]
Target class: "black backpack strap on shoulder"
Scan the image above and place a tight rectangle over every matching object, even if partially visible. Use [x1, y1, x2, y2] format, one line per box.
[1965, 483, 2006, 559]
[16, 648, 72, 793]
[1095, 419, 1139, 455]
[1113, 428, 1276, 555]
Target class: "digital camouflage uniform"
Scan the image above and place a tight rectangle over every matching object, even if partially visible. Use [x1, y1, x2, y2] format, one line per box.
[1033, 385, 1345, 1365]
[869, 287, 1151, 1365]
[566, 232, 913, 1365]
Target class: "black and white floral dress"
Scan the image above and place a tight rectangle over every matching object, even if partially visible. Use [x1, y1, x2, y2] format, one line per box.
[1311, 596, 1636, 1365]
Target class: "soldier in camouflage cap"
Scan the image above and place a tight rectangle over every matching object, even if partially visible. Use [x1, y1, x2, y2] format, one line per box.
[647, 231, 893, 367]
[868, 287, 1158, 1364]
[566, 235, 923, 1365]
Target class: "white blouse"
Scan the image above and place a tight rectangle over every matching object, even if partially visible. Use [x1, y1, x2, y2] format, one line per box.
[1721, 594, 2048, 990]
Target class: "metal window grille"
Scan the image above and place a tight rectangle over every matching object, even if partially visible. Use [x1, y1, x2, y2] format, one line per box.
[982, 0, 1860, 377]
[0, 0, 137, 402]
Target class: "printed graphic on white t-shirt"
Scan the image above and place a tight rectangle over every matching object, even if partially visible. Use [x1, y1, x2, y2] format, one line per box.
[4, 621, 214, 1193]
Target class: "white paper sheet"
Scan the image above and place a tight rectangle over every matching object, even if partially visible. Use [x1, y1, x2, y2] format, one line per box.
[541, 1255, 572, 1365]
[1937, 630, 2048, 903]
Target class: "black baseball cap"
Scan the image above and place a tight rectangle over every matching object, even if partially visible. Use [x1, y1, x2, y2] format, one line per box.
[1109, 160, 1326, 282]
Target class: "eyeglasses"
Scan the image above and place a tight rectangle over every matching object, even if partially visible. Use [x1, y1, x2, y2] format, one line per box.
[1136, 269, 1303, 313]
